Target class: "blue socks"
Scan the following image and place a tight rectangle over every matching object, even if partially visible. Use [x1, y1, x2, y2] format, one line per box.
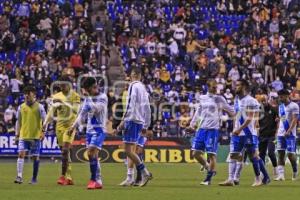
[258, 158, 270, 180]
[89, 156, 98, 181]
[204, 170, 216, 182]
[136, 163, 145, 171]
[32, 160, 40, 180]
[251, 157, 261, 177]
[138, 153, 144, 162]
[291, 160, 298, 173]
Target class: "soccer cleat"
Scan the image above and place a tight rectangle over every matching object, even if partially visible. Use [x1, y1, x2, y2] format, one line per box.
[87, 180, 102, 190]
[96, 179, 103, 188]
[292, 172, 298, 181]
[63, 178, 74, 185]
[200, 181, 211, 186]
[14, 176, 23, 184]
[57, 176, 66, 185]
[218, 180, 234, 186]
[252, 177, 263, 187]
[133, 181, 141, 187]
[119, 179, 134, 187]
[87, 180, 94, 189]
[233, 180, 240, 185]
[94, 181, 103, 189]
[262, 177, 271, 185]
[274, 174, 285, 181]
[139, 172, 153, 187]
[133, 174, 142, 187]
[29, 179, 37, 185]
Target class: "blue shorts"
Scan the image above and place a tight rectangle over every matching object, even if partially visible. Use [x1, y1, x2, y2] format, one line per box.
[230, 135, 258, 154]
[191, 129, 219, 154]
[137, 136, 147, 147]
[123, 121, 143, 144]
[86, 129, 106, 150]
[277, 136, 296, 153]
[18, 139, 41, 156]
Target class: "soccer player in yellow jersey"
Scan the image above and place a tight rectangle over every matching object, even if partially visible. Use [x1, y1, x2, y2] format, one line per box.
[43, 76, 80, 185]
[14, 86, 46, 184]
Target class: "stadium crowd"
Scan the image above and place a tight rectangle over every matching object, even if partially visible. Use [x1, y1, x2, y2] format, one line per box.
[0, 0, 111, 134]
[0, 0, 300, 140]
[108, 0, 300, 139]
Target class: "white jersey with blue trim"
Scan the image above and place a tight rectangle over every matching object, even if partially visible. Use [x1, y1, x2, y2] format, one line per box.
[233, 95, 260, 136]
[73, 93, 108, 134]
[190, 93, 235, 129]
[278, 101, 299, 137]
[123, 81, 151, 129]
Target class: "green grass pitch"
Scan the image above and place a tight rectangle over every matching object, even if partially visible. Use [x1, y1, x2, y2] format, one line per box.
[0, 162, 300, 200]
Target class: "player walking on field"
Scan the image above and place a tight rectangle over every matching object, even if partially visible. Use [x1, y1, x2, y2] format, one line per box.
[187, 79, 235, 185]
[69, 77, 108, 189]
[14, 86, 46, 184]
[43, 76, 80, 185]
[117, 67, 152, 187]
[219, 80, 270, 187]
[274, 89, 299, 181]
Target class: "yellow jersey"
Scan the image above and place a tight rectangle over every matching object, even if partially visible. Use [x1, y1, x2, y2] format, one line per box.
[46, 90, 80, 131]
[17, 102, 46, 140]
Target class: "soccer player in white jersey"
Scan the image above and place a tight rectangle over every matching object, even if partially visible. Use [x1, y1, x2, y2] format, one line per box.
[275, 89, 299, 181]
[116, 67, 152, 187]
[69, 77, 108, 190]
[219, 80, 270, 187]
[187, 79, 235, 185]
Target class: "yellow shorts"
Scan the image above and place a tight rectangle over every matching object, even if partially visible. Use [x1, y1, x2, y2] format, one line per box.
[56, 128, 75, 147]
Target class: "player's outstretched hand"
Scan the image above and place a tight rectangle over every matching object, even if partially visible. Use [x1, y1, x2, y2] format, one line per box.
[233, 129, 241, 136]
[284, 131, 291, 137]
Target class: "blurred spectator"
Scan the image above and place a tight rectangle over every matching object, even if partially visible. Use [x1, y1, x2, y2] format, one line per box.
[152, 120, 164, 138]
[4, 104, 16, 123]
[0, 121, 7, 134]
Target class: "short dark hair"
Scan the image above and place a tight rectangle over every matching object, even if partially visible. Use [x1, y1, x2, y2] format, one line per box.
[130, 67, 142, 76]
[23, 85, 36, 94]
[238, 79, 250, 91]
[58, 75, 71, 82]
[82, 77, 97, 90]
[278, 89, 290, 96]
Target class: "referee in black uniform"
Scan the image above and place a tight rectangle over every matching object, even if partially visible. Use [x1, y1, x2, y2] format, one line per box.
[258, 95, 279, 178]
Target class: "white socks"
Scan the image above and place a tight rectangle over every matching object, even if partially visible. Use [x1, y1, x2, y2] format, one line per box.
[17, 158, 24, 178]
[127, 168, 134, 181]
[234, 162, 243, 181]
[228, 159, 237, 181]
[277, 165, 285, 176]
[96, 159, 102, 181]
